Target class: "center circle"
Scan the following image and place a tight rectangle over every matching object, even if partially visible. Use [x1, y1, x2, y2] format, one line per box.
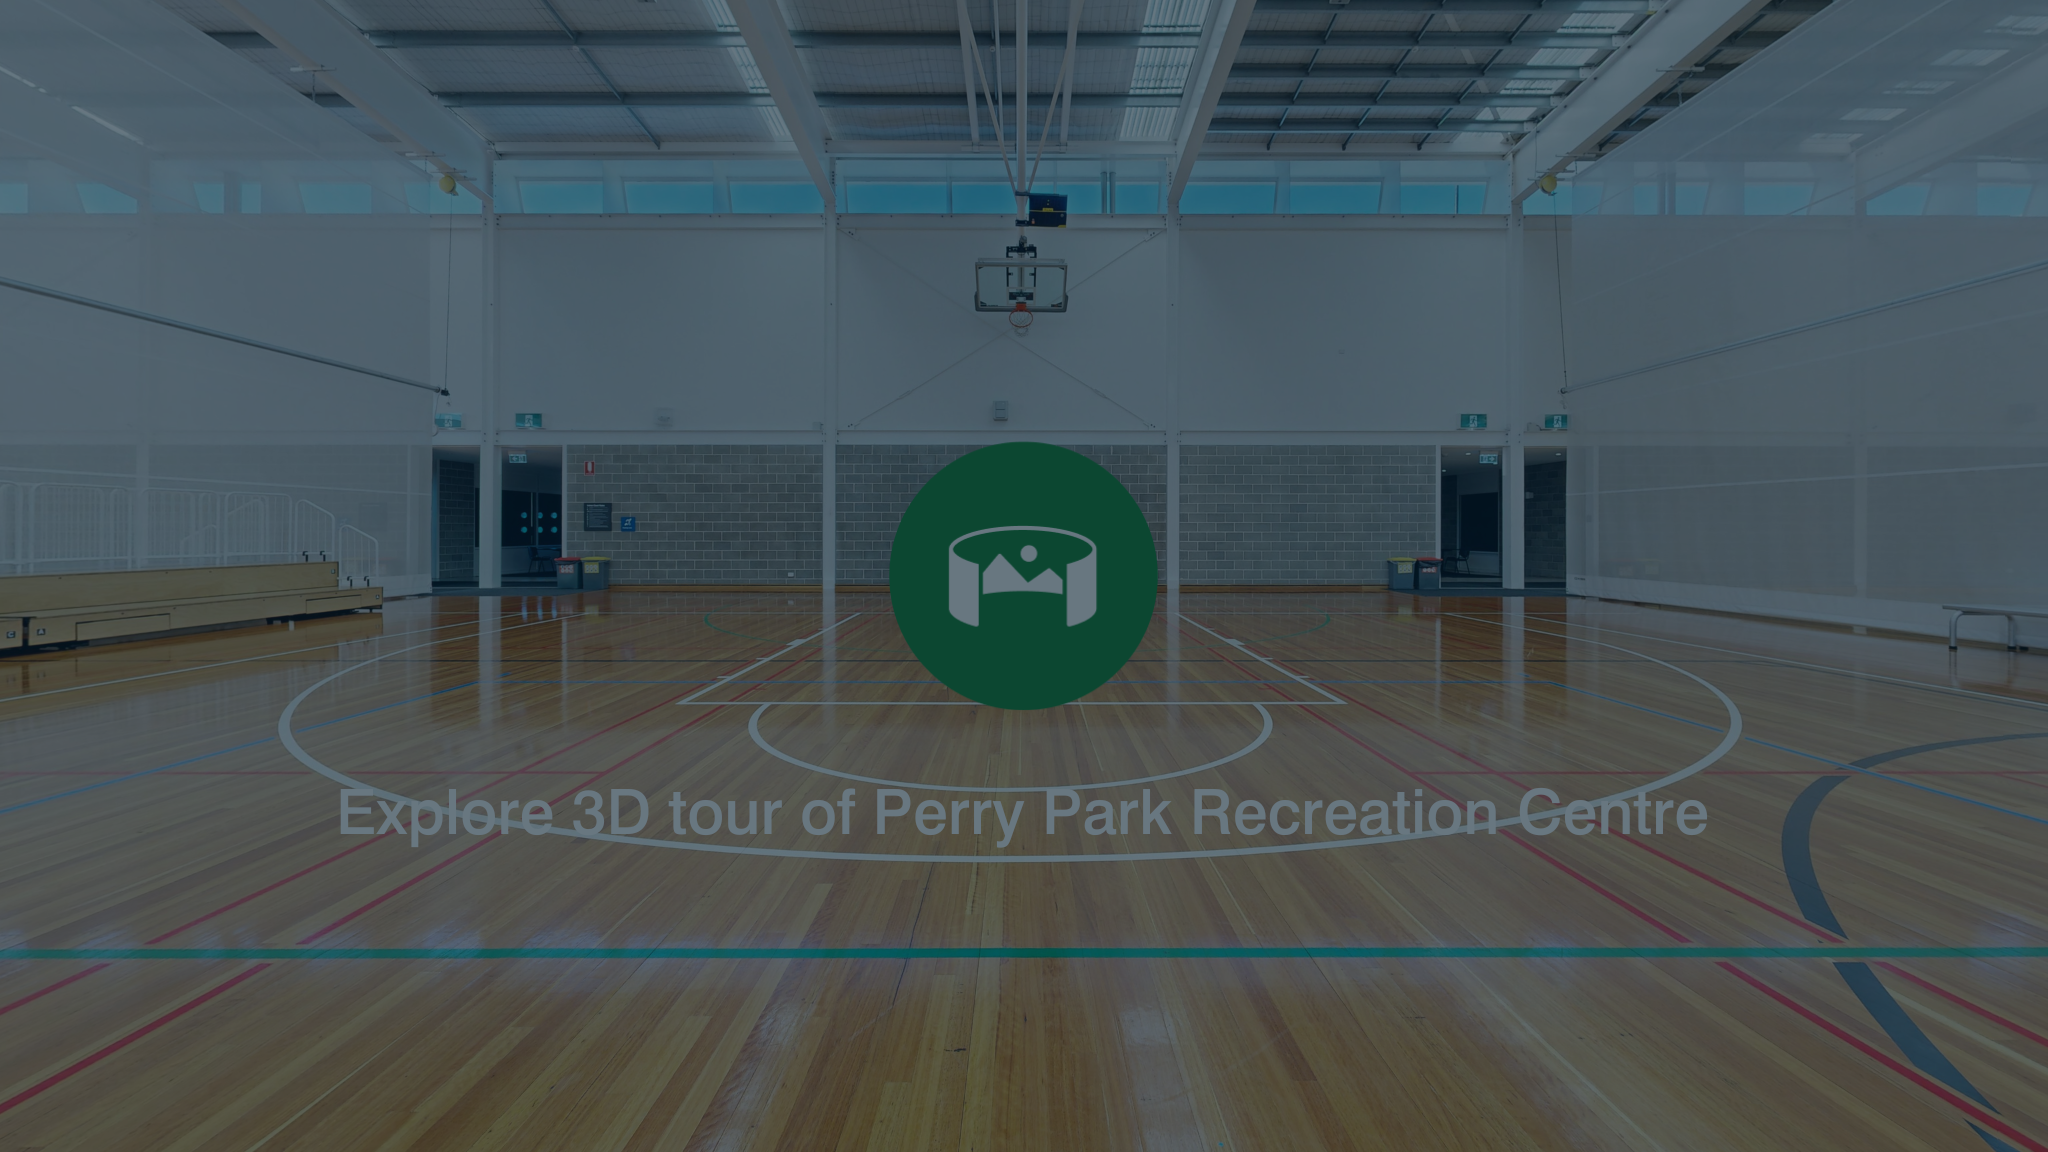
[890, 443, 1158, 710]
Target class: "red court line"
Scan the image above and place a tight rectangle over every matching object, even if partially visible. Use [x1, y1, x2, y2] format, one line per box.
[0, 964, 110, 1019]
[292, 616, 873, 946]
[147, 838, 392, 944]
[1875, 962, 2048, 1053]
[1232, 625, 2048, 1050]
[1213, 627, 2048, 1140]
[0, 964, 270, 1117]
[296, 838, 496, 945]
[1719, 962, 2048, 1152]
[0, 616, 829, 1019]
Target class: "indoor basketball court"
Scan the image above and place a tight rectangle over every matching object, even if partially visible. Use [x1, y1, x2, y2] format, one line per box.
[3, 0, 2045, 1148]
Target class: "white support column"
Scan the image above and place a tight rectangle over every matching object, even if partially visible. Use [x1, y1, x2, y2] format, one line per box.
[1164, 216, 1182, 712]
[1502, 201, 1526, 591]
[821, 217, 839, 696]
[477, 191, 501, 591]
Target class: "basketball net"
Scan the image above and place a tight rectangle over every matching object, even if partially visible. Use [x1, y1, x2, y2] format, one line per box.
[1009, 300, 1033, 330]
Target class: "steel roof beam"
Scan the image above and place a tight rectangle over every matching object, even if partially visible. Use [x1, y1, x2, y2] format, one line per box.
[1232, 62, 1736, 80]
[396, 90, 1566, 110]
[209, 27, 1662, 50]
[1211, 117, 1529, 133]
[211, 0, 490, 202]
[1168, 0, 1259, 211]
[1509, 0, 1771, 197]
[725, 0, 833, 207]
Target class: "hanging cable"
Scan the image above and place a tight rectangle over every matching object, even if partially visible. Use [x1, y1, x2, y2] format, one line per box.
[0, 273, 449, 395]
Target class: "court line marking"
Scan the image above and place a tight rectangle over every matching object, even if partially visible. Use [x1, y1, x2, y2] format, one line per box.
[279, 613, 1743, 862]
[1177, 615, 1345, 704]
[1507, 615, 2048, 716]
[0, 680, 482, 818]
[0, 614, 528, 706]
[669, 614, 863, 706]
[746, 701, 1274, 793]
[3, 946, 2045, 960]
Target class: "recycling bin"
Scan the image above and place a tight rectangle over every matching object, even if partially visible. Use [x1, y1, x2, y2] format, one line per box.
[1386, 557, 1416, 591]
[580, 556, 610, 591]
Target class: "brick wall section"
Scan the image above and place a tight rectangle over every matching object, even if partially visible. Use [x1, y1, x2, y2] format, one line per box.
[835, 444, 1167, 585]
[564, 445, 822, 584]
[1181, 445, 1436, 584]
[1525, 459, 1567, 581]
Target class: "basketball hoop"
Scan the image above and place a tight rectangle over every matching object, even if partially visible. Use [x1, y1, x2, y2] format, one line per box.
[1008, 300, 1033, 330]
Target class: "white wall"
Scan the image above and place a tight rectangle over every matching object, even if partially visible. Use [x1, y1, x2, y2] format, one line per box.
[481, 213, 1558, 443]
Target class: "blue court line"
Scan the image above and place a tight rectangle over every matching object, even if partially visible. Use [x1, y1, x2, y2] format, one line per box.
[0, 680, 478, 817]
[1543, 680, 2046, 826]
[1782, 772, 2014, 1150]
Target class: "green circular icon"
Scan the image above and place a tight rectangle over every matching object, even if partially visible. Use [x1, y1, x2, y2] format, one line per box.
[891, 443, 1157, 710]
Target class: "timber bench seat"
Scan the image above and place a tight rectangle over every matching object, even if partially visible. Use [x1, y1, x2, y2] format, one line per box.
[0, 562, 380, 651]
[1943, 604, 2048, 651]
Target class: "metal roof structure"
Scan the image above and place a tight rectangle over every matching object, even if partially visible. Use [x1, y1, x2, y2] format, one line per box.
[162, 0, 1832, 200]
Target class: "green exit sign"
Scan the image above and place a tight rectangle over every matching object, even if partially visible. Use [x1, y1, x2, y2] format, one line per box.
[1543, 413, 1569, 430]
[514, 413, 543, 429]
[1459, 413, 1487, 430]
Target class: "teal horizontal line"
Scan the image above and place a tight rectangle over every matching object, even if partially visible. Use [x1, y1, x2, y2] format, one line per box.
[3, 947, 2044, 961]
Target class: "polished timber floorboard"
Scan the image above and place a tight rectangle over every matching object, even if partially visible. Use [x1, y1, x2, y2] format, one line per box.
[1, 591, 2045, 1150]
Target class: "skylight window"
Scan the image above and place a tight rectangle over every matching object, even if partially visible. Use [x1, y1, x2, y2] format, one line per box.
[1885, 79, 1953, 94]
[1931, 48, 2008, 66]
[1842, 108, 1904, 120]
[1527, 48, 1600, 67]
[1560, 12, 1631, 31]
[1989, 15, 2048, 34]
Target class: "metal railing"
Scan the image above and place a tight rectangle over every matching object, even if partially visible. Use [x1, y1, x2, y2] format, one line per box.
[0, 482, 379, 582]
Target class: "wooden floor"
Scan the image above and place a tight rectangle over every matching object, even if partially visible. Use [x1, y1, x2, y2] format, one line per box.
[2, 590, 2045, 1150]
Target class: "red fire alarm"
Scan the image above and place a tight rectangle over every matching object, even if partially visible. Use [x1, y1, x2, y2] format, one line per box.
[583, 461, 595, 475]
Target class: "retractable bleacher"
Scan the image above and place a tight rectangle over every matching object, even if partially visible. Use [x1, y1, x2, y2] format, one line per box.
[0, 562, 380, 651]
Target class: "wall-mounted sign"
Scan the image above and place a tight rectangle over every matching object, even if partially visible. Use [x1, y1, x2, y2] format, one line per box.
[514, 413, 543, 429]
[620, 516, 636, 532]
[1479, 453, 1500, 465]
[506, 452, 528, 464]
[1459, 413, 1488, 430]
[583, 461, 595, 475]
[583, 502, 612, 531]
[1543, 413, 1569, 430]
[434, 412, 463, 429]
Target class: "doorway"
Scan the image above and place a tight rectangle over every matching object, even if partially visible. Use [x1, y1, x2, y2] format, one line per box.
[1439, 447, 1502, 588]
[499, 445, 564, 586]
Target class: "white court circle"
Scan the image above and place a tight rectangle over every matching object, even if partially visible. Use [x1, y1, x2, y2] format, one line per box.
[277, 614, 1743, 863]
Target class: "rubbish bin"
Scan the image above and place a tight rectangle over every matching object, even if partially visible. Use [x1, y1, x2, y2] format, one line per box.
[1414, 557, 1442, 591]
[1386, 557, 1416, 591]
[555, 556, 583, 590]
[580, 556, 611, 591]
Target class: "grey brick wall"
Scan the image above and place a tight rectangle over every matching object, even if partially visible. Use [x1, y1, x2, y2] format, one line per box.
[1181, 445, 1435, 584]
[836, 444, 1167, 585]
[1525, 460, 1566, 581]
[564, 445, 821, 584]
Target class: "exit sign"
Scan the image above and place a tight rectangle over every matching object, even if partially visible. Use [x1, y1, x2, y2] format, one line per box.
[1543, 413, 1569, 430]
[514, 413, 543, 429]
[1459, 413, 1487, 430]
[433, 412, 462, 429]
